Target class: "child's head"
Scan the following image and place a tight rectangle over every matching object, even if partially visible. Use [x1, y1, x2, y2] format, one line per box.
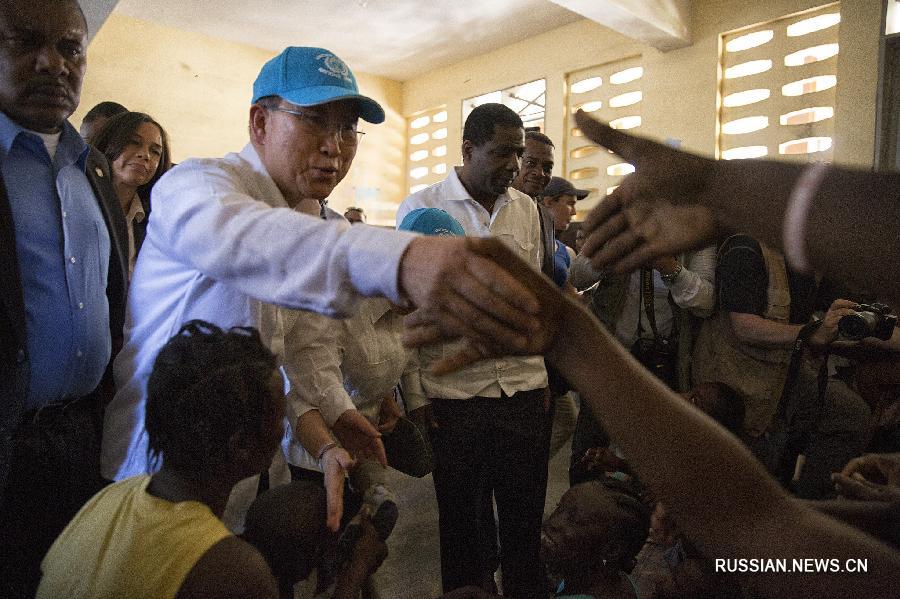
[145, 320, 284, 477]
[541, 479, 650, 588]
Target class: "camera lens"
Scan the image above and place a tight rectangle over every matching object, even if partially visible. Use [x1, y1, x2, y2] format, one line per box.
[838, 312, 877, 341]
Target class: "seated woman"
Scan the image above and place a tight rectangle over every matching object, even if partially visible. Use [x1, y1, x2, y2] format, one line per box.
[91, 111, 172, 275]
[38, 321, 384, 599]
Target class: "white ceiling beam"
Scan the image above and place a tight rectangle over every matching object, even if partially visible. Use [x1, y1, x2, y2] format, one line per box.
[550, 0, 692, 51]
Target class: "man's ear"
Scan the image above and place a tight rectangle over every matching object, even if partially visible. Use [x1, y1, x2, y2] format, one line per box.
[461, 139, 473, 163]
[249, 104, 269, 146]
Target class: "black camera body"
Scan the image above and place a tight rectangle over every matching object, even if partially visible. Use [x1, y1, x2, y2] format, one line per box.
[838, 302, 898, 341]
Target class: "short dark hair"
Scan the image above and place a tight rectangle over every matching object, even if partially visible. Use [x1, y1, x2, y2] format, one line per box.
[525, 130, 554, 148]
[82, 101, 128, 124]
[145, 320, 279, 474]
[91, 111, 172, 198]
[463, 103, 523, 147]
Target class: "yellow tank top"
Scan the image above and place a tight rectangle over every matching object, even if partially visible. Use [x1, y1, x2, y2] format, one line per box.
[38, 475, 232, 599]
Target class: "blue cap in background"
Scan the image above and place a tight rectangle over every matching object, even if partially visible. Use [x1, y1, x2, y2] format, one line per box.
[398, 208, 466, 237]
[252, 46, 385, 124]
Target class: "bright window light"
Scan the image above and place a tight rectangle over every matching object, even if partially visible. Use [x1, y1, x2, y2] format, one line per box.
[410, 116, 430, 129]
[722, 146, 768, 160]
[409, 167, 429, 179]
[609, 91, 643, 108]
[786, 13, 840, 37]
[410, 150, 429, 162]
[432, 145, 447, 157]
[432, 164, 447, 175]
[409, 184, 427, 194]
[721, 116, 769, 135]
[609, 116, 641, 130]
[725, 59, 773, 79]
[571, 77, 602, 93]
[432, 128, 447, 140]
[433, 110, 448, 123]
[782, 75, 836, 96]
[571, 128, 583, 137]
[723, 88, 771, 107]
[726, 30, 774, 52]
[610, 67, 643, 85]
[778, 136, 832, 154]
[607, 163, 635, 176]
[570, 145, 600, 159]
[570, 167, 599, 180]
[410, 133, 429, 145]
[784, 43, 839, 67]
[779, 106, 834, 126]
[579, 101, 603, 112]
[606, 186, 619, 195]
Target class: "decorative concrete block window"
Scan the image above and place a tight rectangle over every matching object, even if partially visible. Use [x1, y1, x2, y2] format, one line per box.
[718, 3, 840, 163]
[564, 55, 644, 216]
[462, 79, 547, 131]
[405, 106, 448, 195]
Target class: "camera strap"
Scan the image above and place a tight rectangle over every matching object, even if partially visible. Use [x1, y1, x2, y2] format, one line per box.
[637, 269, 679, 343]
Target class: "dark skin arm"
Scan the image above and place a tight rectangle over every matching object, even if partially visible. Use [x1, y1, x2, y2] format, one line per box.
[573, 110, 900, 307]
[176, 536, 278, 599]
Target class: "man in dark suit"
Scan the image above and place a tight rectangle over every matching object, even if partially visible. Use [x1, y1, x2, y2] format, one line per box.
[0, 0, 128, 595]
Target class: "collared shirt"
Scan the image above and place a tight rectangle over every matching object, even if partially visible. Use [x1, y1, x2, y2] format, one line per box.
[396, 166, 547, 399]
[282, 298, 427, 471]
[123, 193, 146, 276]
[101, 143, 417, 480]
[569, 247, 716, 346]
[0, 112, 111, 409]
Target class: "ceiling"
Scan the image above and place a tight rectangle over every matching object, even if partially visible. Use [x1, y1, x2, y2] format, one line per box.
[114, 0, 586, 81]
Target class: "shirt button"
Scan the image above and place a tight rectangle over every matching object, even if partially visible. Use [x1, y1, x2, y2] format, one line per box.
[62, 211, 67, 218]
[78, 302, 84, 309]
[76, 350, 83, 358]
[70, 256, 76, 264]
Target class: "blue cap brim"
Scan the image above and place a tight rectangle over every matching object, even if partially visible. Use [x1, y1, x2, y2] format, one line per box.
[274, 85, 385, 124]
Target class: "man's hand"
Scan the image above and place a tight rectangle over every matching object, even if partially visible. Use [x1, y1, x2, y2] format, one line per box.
[377, 391, 402, 434]
[332, 409, 387, 467]
[809, 299, 860, 348]
[321, 446, 355, 532]
[832, 452, 900, 502]
[403, 238, 565, 375]
[398, 236, 542, 355]
[574, 110, 720, 273]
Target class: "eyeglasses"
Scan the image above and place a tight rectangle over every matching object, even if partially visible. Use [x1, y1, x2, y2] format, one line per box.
[269, 106, 365, 146]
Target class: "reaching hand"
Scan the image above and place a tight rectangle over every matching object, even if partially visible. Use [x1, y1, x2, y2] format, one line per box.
[574, 110, 721, 273]
[403, 238, 565, 375]
[832, 452, 900, 502]
[321, 446, 355, 532]
[398, 236, 542, 355]
[377, 391, 402, 434]
[332, 409, 387, 467]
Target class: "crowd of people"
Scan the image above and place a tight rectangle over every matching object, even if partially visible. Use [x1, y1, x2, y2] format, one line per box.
[1, 1, 899, 598]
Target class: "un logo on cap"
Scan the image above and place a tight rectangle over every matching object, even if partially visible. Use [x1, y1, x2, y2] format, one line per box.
[316, 53, 352, 83]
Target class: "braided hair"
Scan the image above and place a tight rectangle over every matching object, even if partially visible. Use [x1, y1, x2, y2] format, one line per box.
[145, 320, 278, 474]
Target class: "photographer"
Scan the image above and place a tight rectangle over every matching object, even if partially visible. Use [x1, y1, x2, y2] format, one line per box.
[693, 235, 872, 498]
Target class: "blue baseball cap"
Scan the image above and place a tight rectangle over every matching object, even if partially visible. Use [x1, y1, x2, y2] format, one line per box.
[398, 208, 466, 237]
[252, 47, 385, 124]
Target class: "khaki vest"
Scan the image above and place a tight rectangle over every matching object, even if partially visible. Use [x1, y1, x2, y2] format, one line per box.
[692, 241, 793, 436]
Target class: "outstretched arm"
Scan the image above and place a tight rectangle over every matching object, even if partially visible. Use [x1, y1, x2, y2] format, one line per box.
[573, 110, 900, 307]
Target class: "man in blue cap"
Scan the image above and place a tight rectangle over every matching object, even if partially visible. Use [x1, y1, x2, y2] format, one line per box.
[101, 48, 544, 534]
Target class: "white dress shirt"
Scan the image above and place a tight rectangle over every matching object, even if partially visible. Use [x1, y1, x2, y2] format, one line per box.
[396, 167, 547, 399]
[101, 143, 417, 481]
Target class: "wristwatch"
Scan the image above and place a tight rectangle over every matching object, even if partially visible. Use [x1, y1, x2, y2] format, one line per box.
[660, 263, 683, 285]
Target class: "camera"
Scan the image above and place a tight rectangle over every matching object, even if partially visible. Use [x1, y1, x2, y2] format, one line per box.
[837, 303, 897, 341]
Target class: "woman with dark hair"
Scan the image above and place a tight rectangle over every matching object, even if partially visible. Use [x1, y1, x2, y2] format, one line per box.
[91, 111, 172, 275]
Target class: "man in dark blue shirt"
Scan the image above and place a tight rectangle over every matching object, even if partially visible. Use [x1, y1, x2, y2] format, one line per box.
[0, 0, 127, 595]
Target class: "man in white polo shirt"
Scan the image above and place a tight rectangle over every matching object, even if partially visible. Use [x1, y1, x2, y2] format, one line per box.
[397, 103, 550, 598]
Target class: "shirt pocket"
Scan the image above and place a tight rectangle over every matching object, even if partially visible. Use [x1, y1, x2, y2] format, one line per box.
[494, 231, 534, 263]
